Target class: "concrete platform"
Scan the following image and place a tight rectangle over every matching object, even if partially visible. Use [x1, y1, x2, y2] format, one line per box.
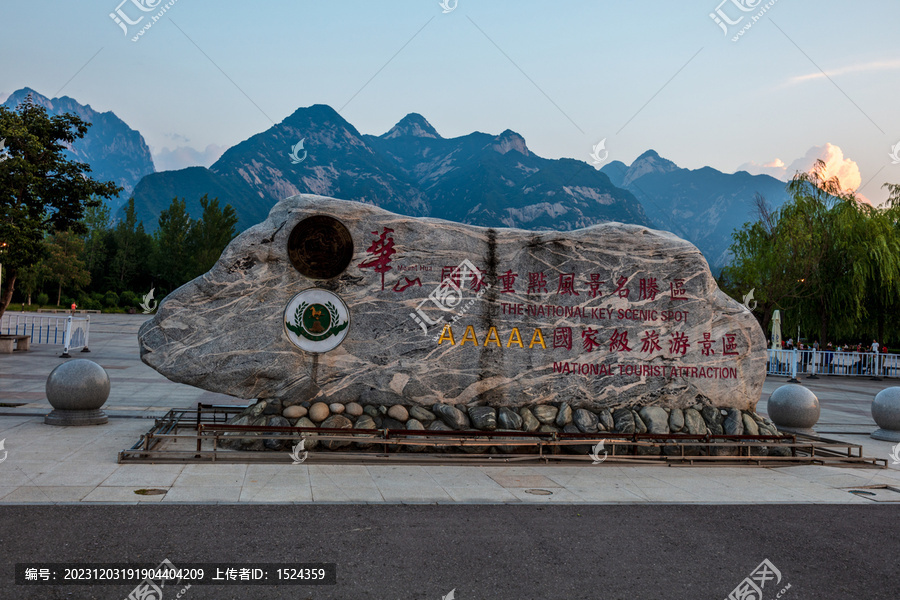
[2, 313, 899, 505]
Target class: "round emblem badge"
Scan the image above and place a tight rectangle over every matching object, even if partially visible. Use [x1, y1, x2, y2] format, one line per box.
[283, 289, 351, 353]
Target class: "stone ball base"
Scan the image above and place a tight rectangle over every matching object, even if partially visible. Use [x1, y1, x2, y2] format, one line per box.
[767, 384, 820, 431]
[44, 408, 109, 426]
[220, 399, 789, 456]
[871, 428, 900, 442]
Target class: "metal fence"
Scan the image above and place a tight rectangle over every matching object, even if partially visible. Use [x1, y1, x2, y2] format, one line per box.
[1, 314, 90, 355]
[768, 348, 897, 378]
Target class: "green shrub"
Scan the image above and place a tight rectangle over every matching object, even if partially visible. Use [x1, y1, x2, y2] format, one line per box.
[104, 291, 119, 308]
[36, 293, 49, 306]
[120, 290, 138, 306]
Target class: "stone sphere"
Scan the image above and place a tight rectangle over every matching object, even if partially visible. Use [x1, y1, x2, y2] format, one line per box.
[767, 384, 820, 430]
[46, 359, 110, 410]
[871, 387, 900, 442]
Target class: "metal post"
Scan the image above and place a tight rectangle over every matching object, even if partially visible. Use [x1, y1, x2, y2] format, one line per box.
[60, 315, 72, 358]
[788, 348, 799, 383]
[807, 349, 819, 379]
[80, 315, 90, 352]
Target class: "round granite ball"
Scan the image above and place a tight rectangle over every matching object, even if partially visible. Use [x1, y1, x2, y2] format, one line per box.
[871, 387, 900, 442]
[46, 359, 110, 410]
[767, 384, 820, 430]
[45, 360, 110, 426]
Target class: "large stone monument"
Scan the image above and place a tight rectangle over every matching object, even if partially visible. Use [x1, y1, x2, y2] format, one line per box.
[139, 194, 766, 416]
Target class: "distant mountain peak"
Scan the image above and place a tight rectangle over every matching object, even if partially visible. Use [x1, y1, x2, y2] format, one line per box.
[623, 149, 678, 186]
[383, 113, 441, 139]
[492, 129, 529, 156]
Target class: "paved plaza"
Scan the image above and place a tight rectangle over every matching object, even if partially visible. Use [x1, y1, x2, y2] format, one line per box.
[1, 313, 899, 505]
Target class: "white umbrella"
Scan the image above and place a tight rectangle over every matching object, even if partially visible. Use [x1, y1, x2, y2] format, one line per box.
[771, 310, 782, 350]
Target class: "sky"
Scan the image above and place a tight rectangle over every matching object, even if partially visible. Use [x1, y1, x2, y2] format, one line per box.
[2, 0, 900, 205]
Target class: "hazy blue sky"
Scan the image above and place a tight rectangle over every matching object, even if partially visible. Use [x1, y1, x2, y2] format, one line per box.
[2, 0, 899, 204]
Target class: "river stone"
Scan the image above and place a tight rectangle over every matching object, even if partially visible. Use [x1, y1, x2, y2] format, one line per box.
[683, 409, 706, 435]
[555, 403, 573, 427]
[387, 405, 409, 422]
[433, 403, 469, 430]
[469, 406, 497, 431]
[263, 415, 291, 450]
[428, 420, 453, 431]
[723, 408, 743, 435]
[573, 408, 599, 433]
[668, 408, 684, 432]
[363, 405, 379, 418]
[498, 407, 523, 430]
[329, 402, 345, 415]
[138, 194, 766, 412]
[539, 424, 559, 433]
[520, 408, 540, 432]
[742, 413, 759, 436]
[639, 406, 669, 434]
[405, 418, 426, 452]
[292, 416, 319, 450]
[353, 414, 377, 448]
[308, 402, 330, 423]
[701, 406, 724, 435]
[248, 400, 268, 419]
[319, 414, 353, 449]
[345, 402, 364, 417]
[381, 417, 406, 431]
[613, 408, 635, 434]
[533, 405, 558, 425]
[283, 405, 307, 419]
[598, 409, 614, 432]
[562, 423, 592, 455]
[409, 405, 437, 422]
[632, 410, 647, 434]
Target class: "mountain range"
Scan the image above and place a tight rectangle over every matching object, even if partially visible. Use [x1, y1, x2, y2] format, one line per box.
[3, 88, 155, 205]
[3, 87, 793, 271]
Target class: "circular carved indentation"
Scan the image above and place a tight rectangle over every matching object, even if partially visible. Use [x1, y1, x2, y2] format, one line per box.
[287, 215, 354, 279]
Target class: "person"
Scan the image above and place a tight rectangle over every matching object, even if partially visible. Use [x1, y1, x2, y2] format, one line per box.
[871, 340, 880, 375]
[825, 342, 833, 373]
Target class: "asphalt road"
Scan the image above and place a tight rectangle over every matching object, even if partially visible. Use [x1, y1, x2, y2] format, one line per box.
[1, 504, 898, 600]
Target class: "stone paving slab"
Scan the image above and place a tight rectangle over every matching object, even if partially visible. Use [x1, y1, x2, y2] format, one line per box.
[1, 313, 899, 504]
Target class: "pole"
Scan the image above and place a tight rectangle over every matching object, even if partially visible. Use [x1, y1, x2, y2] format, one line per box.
[788, 348, 799, 383]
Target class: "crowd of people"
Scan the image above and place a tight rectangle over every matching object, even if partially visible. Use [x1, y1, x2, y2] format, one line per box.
[774, 338, 891, 376]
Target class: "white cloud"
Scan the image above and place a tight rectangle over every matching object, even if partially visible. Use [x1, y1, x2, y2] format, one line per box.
[787, 59, 900, 85]
[152, 144, 227, 172]
[739, 143, 863, 194]
[740, 144, 874, 205]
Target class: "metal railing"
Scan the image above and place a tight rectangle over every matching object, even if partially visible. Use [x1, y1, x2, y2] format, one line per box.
[767, 348, 896, 378]
[0, 314, 90, 355]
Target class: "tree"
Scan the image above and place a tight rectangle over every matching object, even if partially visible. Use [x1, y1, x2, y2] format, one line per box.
[44, 230, 91, 305]
[153, 197, 193, 293]
[188, 194, 238, 275]
[0, 96, 121, 320]
[82, 200, 110, 276]
[108, 198, 154, 292]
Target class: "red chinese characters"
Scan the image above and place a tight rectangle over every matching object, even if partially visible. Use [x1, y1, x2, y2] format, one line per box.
[557, 273, 579, 296]
[640, 330, 662, 353]
[527, 272, 548, 294]
[498, 270, 518, 294]
[358, 227, 396, 291]
[552, 327, 573, 350]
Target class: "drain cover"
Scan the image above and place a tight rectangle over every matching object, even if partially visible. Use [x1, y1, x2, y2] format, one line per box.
[847, 486, 900, 502]
[134, 488, 168, 496]
[524, 489, 553, 496]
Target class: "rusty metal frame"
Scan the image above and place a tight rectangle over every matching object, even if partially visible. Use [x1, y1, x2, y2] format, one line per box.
[117, 404, 887, 468]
